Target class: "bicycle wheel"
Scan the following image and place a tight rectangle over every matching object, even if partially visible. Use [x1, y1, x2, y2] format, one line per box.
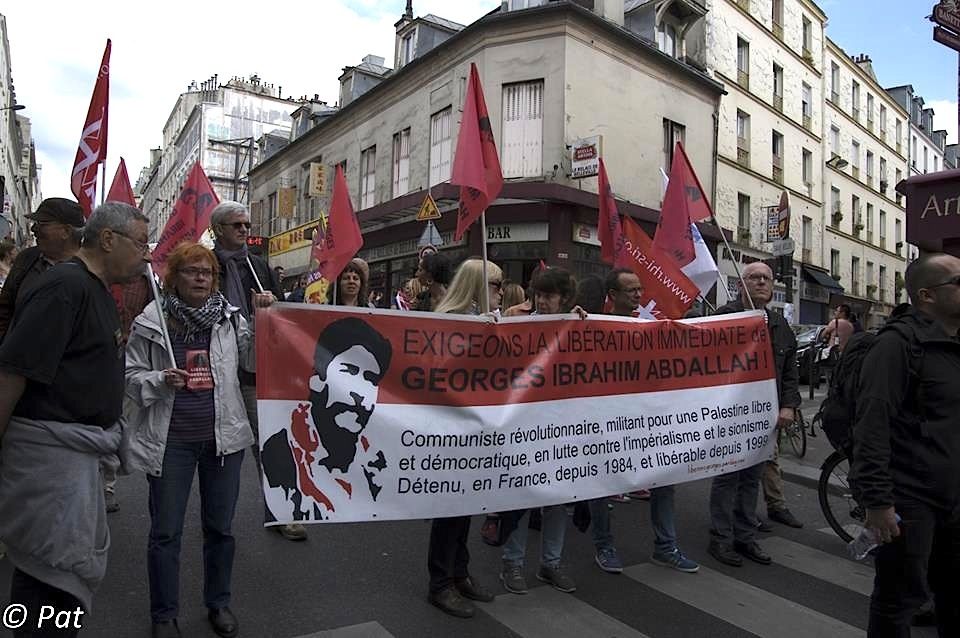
[788, 410, 807, 458]
[818, 450, 864, 543]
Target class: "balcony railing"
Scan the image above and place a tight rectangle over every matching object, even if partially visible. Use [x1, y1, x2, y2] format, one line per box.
[737, 144, 750, 167]
[773, 22, 783, 40]
[880, 236, 886, 250]
[803, 114, 812, 130]
[773, 165, 783, 184]
[852, 107, 860, 121]
[737, 0, 750, 10]
[896, 142, 902, 154]
[880, 129, 886, 141]
[867, 118, 874, 132]
[852, 166, 860, 180]
[737, 70, 749, 90]
[802, 47, 814, 64]
[866, 175, 873, 189]
[737, 227, 751, 244]
[852, 282, 860, 296]
[831, 90, 839, 103]
[867, 230, 874, 244]
[773, 94, 783, 112]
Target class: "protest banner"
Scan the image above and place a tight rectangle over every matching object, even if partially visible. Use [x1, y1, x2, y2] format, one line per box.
[256, 307, 779, 524]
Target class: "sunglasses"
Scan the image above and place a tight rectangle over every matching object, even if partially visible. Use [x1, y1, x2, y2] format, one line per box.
[489, 280, 503, 291]
[927, 275, 960, 289]
[227, 221, 251, 230]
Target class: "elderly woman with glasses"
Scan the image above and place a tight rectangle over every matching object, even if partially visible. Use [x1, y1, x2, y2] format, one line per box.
[123, 242, 273, 638]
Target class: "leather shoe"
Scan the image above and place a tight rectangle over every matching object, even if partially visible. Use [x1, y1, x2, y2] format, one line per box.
[768, 508, 803, 528]
[708, 540, 743, 567]
[429, 586, 475, 618]
[734, 541, 772, 565]
[151, 619, 181, 638]
[207, 607, 239, 638]
[274, 523, 308, 541]
[456, 576, 494, 602]
[755, 519, 774, 533]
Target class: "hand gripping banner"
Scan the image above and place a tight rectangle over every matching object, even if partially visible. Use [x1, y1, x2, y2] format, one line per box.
[256, 307, 779, 524]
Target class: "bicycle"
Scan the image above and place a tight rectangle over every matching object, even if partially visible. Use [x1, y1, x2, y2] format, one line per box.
[779, 408, 807, 458]
[817, 448, 865, 543]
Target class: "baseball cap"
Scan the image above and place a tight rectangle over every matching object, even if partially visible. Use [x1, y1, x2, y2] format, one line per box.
[26, 198, 85, 227]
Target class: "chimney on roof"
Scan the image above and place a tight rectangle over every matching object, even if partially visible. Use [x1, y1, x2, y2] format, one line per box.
[362, 54, 386, 67]
[404, 0, 413, 19]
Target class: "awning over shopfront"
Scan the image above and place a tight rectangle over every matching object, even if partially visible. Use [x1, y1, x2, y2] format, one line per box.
[801, 265, 844, 291]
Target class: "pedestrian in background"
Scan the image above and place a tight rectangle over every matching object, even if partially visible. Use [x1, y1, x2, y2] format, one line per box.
[330, 257, 371, 307]
[0, 238, 16, 287]
[0, 202, 149, 636]
[413, 251, 452, 311]
[124, 242, 267, 638]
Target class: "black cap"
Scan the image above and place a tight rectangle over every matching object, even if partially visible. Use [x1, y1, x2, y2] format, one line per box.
[26, 198, 85, 227]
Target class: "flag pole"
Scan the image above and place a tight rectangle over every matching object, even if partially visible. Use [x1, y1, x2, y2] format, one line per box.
[99, 161, 106, 206]
[244, 256, 265, 293]
[480, 210, 490, 313]
[145, 262, 177, 369]
[708, 218, 755, 311]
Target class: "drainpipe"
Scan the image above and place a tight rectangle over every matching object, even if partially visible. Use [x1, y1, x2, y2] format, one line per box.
[819, 23, 828, 272]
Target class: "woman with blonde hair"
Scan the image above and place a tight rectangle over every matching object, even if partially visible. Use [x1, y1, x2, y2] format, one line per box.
[499, 280, 525, 314]
[426, 258, 502, 619]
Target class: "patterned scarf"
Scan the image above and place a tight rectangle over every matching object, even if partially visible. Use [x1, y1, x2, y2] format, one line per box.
[165, 291, 229, 343]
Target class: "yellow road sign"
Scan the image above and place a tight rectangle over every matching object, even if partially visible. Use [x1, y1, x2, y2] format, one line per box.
[416, 193, 442, 221]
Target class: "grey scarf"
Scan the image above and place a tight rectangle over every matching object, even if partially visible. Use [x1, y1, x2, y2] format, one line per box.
[214, 244, 251, 318]
[165, 291, 229, 343]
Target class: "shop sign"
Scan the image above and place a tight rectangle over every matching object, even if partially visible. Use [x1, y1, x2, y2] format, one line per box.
[572, 222, 600, 246]
[269, 220, 320, 256]
[570, 136, 601, 179]
[486, 222, 548, 244]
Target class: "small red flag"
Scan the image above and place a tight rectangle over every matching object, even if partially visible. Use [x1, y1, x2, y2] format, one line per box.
[653, 142, 713, 267]
[597, 158, 626, 265]
[152, 162, 220, 277]
[71, 39, 111, 217]
[312, 164, 362, 283]
[106, 158, 136, 206]
[452, 63, 503, 241]
[620, 216, 699, 319]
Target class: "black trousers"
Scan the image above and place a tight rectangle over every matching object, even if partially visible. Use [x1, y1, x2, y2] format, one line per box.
[868, 497, 960, 638]
[427, 516, 472, 593]
[8, 569, 82, 637]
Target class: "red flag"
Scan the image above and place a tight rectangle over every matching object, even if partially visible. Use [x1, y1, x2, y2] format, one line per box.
[152, 162, 220, 277]
[106, 158, 136, 206]
[538, 259, 548, 272]
[597, 158, 626, 265]
[71, 39, 111, 217]
[312, 164, 362, 283]
[620, 216, 699, 319]
[452, 63, 503, 241]
[653, 142, 713, 267]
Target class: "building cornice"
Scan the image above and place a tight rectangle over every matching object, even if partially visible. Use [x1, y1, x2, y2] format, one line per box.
[825, 38, 909, 119]
[723, 0, 822, 78]
[825, 98, 907, 163]
[715, 71, 822, 143]
[718, 154, 823, 206]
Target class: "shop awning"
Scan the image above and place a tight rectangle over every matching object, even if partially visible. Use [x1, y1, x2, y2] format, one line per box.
[802, 265, 843, 291]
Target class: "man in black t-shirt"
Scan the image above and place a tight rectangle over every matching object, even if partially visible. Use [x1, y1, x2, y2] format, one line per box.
[0, 202, 151, 629]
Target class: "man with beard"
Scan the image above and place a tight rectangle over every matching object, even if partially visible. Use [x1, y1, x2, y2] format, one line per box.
[261, 317, 393, 521]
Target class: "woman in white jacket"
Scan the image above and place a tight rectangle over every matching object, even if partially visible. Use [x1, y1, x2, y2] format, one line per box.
[124, 242, 271, 638]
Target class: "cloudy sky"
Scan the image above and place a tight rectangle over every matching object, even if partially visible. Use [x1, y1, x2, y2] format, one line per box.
[3, 0, 956, 201]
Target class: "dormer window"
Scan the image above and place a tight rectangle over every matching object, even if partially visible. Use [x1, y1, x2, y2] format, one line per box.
[400, 32, 415, 66]
[657, 22, 678, 58]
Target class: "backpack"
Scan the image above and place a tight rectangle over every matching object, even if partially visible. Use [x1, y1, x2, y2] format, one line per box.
[816, 324, 922, 457]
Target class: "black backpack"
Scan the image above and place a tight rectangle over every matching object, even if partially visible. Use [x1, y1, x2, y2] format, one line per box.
[816, 324, 922, 457]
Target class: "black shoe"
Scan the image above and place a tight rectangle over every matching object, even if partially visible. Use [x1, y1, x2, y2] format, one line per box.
[768, 508, 803, 529]
[207, 607, 239, 638]
[708, 540, 743, 567]
[755, 519, 774, 533]
[734, 541, 772, 565]
[152, 619, 181, 638]
[455, 576, 494, 602]
[429, 587, 475, 618]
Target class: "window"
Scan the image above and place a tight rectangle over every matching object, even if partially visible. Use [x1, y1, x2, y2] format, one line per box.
[802, 83, 812, 129]
[802, 216, 812, 262]
[831, 186, 841, 226]
[399, 32, 415, 67]
[772, 0, 784, 38]
[772, 130, 784, 183]
[866, 202, 874, 242]
[831, 63, 840, 102]
[736, 110, 751, 166]
[802, 16, 812, 58]
[830, 126, 840, 157]
[879, 105, 887, 140]
[360, 146, 376, 209]
[663, 118, 686, 173]
[895, 168, 903, 203]
[879, 209, 887, 248]
[866, 151, 874, 187]
[923, 147, 929, 173]
[429, 107, 452, 186]
[912, 136, 918, 167]
[866, 94, 875, 130]
[802, 148, 812, 187]
[935, 156, 940, 172]
[880, 157, 888, 189]
[772, 64, 783, 111]
[831, 249, 840, 278]
[879, 265, 887, 302]
[658, 22, 678, 57]
[392, 128, 410, 197]
[896, 120, 903, 152]
[852, 195, 860, 231]
[501, 80, 543, 178]
[852, 256, 860, 295]
[737, 38, 750, 89]
[851, 81, 860, 120]
[895, 218, 903, 253]
[851, 140, 860, 178]
[737, 193, 751, 235]
[866, 261, 874, 296]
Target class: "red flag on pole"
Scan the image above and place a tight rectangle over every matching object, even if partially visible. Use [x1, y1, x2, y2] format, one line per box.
[597, 158, 626, 265]
[620, 215, 699, 319]
[71, 39, 111, 217]
[152, 162, 220, 277]
[106, 158, 136, 206]
[653, 142, 713, 267]
[452, 63, 503, 241]
[312, 164, 362, 283]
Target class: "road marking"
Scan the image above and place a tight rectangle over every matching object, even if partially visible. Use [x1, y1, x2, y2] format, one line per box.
[625, 564, 863, 638]
[763, 536, 874, 596]
[482, 585, 650, 638]
[294, 621, 395, 638]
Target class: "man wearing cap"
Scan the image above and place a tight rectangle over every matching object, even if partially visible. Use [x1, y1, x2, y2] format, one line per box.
[0, 198, 85, 342]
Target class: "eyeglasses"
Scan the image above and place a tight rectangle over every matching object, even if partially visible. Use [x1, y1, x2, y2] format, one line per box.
[745, 274, 774, 283]
[226, 221, 251, 230]
[112, 229, 150, 254]
[179, 267, 214, 279]
[488, 280, 503, 291]
[927, 275, 960, 289]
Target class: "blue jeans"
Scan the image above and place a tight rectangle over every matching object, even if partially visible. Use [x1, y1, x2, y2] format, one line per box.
[650, 485, 677, 555]
[709, 462, 764, 545]
[147, 440, 243, 622]
[502, 506, 567, 568]
[588, 499, 614, 551]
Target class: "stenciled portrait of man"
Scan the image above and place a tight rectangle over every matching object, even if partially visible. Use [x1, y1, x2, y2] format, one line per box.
[262, 317, 393, 522]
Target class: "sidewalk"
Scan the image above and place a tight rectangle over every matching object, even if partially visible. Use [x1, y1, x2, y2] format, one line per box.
[778, 384, 833, 490]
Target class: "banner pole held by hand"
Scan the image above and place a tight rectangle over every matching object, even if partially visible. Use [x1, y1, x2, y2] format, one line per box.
[146, 262, 177, 369]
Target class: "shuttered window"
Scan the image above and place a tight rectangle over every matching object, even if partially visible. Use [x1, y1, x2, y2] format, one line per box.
[360, 146, 376, 209]
[429, 108, 451, 187]
[501, 80, 543, 178]
[392, 128, 410, 197]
